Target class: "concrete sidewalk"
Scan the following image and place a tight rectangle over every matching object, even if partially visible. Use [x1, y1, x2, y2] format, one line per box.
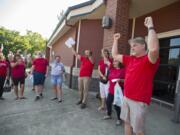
[0, 77, 180, 135]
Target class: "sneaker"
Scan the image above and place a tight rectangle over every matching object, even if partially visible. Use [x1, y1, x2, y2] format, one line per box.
[103, 115, 112, 120]
[34, 96, 40, 101]
[19, 97, 27, 100]
[76, 100, 82, 105]
[80, 103, 86, 109]
[116, 120, 122, 126]
[98, 106, 105, 111]
[58, 99, 62, 103]
[0, 97, 5, 100]
[40, 93, 43, 98]
[51, 97, 58, 101]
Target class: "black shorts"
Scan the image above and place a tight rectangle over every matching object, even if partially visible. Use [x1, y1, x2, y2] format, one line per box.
[12, 77, 25, 86]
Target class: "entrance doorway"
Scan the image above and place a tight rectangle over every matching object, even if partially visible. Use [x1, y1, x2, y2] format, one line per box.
[153, 36, 180, 104]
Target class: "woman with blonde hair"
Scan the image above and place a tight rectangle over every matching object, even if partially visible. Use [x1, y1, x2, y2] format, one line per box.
[98, 49, 112, 111]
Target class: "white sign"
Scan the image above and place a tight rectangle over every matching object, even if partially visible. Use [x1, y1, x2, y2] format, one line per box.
[65, 37, 76, 48]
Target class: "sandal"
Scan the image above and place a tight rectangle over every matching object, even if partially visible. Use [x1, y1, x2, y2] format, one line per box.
[51, 97, 58, 101]
[98, 106, 105, 111]
[19, 97, 27, 100]
[15, 97, 19, 100]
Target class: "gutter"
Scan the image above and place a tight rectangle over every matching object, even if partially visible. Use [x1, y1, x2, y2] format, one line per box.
[47, 0, 97, 44]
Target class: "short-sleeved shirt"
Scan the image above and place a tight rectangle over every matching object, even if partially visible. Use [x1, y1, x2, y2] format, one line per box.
[108, 67, 125, 95]
[123, 55, 160, 104]
[11, 61, 26, 78]
[0, 60, 8, 77]
[33, 58, 49, 74]
[79, 56, 94, 77]
[98, 58, 113, 75]
[50, 61, 65, 76]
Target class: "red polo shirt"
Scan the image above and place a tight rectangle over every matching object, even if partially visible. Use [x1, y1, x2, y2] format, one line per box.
[123, 55, 160, 104]
[98, 58, 113, 75]
[0, 60, 8, 77]
[33, 58, 49, 74]
[11, 61, 25, 78]
[79, 56, 94, 77]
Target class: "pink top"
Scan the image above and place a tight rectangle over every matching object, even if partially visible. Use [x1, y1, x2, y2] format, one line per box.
[11, 61, 25, 78]
[108, 67, 125, 95]
[0, 60, 8, 77]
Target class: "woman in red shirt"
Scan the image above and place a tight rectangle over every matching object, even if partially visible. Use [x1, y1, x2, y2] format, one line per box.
[11, 54, 26, 100]
[103, 59, 125, 126]
[0, 53, 9, 100]
[98, 49, 112, 111]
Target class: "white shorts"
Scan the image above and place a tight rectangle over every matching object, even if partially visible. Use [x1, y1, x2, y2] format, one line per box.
[99, 82, 109, 98]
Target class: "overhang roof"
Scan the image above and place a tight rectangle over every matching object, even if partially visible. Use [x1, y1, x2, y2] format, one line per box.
[129, 0, 179, 18]
[47, 0, 105, 48]
[47, 0, 179, 47]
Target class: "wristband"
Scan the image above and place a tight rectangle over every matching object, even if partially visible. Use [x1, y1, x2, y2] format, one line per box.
[148, 27, 154, 31]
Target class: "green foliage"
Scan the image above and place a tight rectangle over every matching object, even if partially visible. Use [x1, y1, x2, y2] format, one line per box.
[0, 27, 47, 56]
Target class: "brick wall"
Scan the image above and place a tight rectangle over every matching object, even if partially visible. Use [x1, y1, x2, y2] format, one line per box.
[103, 0, 130, 54]
[134, 1, 180, 37]
[52, 27, 77, 67]
[77, 19, 104, 68]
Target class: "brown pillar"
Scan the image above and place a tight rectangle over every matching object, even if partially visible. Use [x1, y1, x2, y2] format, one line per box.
[103, 0, 130, 54]
[45, 45, 50, 60]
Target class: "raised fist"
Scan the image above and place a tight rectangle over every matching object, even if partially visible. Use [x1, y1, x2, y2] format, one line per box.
[113, 33, 121, 40]
[144, 17, 154, 28]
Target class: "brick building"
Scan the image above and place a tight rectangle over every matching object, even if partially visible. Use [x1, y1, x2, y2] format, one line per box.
[47, 0, 180, 106]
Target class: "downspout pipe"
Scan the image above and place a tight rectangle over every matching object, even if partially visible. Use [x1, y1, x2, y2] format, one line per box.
[64, 16, 77, 89]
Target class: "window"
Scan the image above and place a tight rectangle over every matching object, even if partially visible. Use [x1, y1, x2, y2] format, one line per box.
[153, 36, 180, 103]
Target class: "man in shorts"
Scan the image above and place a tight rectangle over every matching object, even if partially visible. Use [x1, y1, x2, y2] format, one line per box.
[112, 17, 160, 135]
[31, 52, 49, 101]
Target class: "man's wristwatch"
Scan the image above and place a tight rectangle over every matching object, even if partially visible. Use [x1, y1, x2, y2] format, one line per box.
[148, 27, 155, 31]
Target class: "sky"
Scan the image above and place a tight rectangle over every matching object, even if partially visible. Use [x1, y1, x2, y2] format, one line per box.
[0, 0, 88, 38]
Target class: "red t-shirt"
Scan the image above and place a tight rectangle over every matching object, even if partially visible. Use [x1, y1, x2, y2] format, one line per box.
[98, 58, 113, 75]
[33, 58, 49, 74]
[108, 67, 125, 95]
[123, 55, 160, 104]
[0, 60, 8, 77]
[11, 61, 25, 78]
[79, 56, 94, 77]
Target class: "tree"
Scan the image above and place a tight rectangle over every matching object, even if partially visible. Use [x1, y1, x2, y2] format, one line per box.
[0, 27, 47, 57]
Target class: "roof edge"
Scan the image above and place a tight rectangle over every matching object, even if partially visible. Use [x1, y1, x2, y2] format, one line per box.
[47, 0, 97, 44]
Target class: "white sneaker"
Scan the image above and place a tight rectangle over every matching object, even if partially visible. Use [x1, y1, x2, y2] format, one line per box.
[116, 120, 122, 126]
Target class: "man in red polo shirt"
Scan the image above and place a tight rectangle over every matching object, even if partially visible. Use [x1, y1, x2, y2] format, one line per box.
[70, 47, 94, 109]
[112, 17, 160, 135]
[31, 52, 49, 101]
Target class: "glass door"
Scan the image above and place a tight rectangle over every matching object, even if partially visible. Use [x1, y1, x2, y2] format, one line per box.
[153, 36, 180, 104]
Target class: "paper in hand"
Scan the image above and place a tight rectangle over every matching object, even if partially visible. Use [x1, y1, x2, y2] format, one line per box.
[65, 37, 76, 48]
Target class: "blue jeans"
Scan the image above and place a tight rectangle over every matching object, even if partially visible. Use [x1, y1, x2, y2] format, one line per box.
[51, 75, 63, 87]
